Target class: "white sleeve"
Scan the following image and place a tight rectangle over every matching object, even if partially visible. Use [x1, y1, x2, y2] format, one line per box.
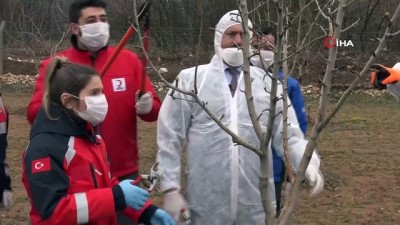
[157, 71, 194, 192]
[271, 87, 320, 172]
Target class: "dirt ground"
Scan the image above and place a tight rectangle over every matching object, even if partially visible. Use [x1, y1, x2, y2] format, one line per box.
[2, 46, 400, 224]
[1, 86, 400, 225]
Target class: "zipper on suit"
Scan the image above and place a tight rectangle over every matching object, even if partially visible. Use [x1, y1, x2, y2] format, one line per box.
[89, 164, 98, 188]
[230, 94, 239, 221]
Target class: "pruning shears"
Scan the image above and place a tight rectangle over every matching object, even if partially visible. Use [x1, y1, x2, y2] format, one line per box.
[141, 162, 162, 193]
[180, 209, 192, 225]
[132, 162, 192, 224]
[132, 162, 162, 193]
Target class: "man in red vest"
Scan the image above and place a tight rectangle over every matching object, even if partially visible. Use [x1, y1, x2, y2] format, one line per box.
[26, 1, 161, 224]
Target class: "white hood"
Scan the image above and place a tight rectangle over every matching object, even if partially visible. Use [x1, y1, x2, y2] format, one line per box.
[214, 10, 253, 58]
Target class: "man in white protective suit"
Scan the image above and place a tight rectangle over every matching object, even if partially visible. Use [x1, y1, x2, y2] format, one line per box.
[157, 10, 324, 225]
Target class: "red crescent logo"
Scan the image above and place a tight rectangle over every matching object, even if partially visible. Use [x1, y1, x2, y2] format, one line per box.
[324, 36, 336, 49]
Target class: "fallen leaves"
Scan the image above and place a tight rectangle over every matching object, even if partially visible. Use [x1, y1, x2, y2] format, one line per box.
[0, 73, 391, 99]
[0, 73, 38, 86]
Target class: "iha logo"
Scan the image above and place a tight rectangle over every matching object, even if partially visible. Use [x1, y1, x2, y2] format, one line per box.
[323, 36, 354, 48]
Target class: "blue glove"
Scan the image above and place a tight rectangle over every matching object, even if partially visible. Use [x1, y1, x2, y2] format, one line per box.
[150, 209, 176, 225]
[118, 179, 149, 210]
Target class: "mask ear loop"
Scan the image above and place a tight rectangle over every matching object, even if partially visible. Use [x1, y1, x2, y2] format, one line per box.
[63, 94, 86, 114]
[68, 94, 84, 101]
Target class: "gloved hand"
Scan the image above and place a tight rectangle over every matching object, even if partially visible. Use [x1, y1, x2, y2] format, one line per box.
[150, 209, 176, 225]
[2, 190, 12, 209]
[370, 64, 400, 89]
[305, 156, 324, 197]
[163, 190, 190, 222]
[136, 91, 153, 115]
[118, 179, 149, 210]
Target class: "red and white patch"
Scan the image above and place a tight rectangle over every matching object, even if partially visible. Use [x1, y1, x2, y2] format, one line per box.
[0, 107, 6, 123]
[112, 78, 126, 92]
[32, 157, 51, 173]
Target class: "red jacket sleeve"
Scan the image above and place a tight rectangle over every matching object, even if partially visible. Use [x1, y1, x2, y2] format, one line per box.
[27, 60, 49, 124]
[109, 176, 156, 223]
[23, 148, 117, 225]
[45, 188, 117, 225]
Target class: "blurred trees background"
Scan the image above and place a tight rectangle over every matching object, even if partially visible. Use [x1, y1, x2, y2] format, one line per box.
[1, 0, 400, 81]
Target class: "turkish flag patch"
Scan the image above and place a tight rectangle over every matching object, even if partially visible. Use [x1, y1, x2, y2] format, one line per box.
[32, 157, 51, 174]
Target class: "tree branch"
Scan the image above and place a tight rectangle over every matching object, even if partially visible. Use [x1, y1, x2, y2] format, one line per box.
[279, 0, 347, 224]
[314, 0, 330, 20]
[386, 30, 400, 38]
[237, 7, 265, 145]
[341, 17, 360, 33]
[280, 35, 326, 63]
[319, 2, 400, 131]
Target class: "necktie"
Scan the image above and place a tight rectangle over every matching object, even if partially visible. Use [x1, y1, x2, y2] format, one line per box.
[227, 68, 240, 97]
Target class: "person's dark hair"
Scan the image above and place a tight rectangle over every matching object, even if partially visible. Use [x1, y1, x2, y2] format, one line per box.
[259, 25, 276, 39]
[43, 56, 98, 118]
[69, 0, 107, 23]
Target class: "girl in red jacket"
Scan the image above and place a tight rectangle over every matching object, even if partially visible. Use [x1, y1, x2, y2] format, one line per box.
[22, 57, 174, 225]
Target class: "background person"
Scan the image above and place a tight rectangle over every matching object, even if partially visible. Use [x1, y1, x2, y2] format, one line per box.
[250, 25, 308, 214]
[0, 93, 12, 210]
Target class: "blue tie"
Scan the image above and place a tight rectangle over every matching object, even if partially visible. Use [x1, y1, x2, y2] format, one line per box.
[226, 68, 239, 96]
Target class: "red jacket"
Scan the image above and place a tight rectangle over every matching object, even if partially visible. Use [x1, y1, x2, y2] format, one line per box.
[22, 105, 158, 225]
[0, 94, 11, 199]
[26, 41, 161, 178]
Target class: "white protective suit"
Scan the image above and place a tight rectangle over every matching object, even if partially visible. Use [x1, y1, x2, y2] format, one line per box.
[157, 10, 323, 225]
[387, 63, 400, 100]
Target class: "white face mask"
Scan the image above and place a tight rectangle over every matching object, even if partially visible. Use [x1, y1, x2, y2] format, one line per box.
[387, 82, 400, 101]
[220, 47, 243, 68]
[250, 50, 275, 69]
[71, 94, 108, 126]
[79, 22, 110, 52]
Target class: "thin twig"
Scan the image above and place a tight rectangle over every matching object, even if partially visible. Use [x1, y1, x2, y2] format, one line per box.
[280, 35, 326, 62]
[314, 0, 330, 20]
[386, 30, 400, 37]
[341, 17, 360, 32]
[319, 2, 400, 131]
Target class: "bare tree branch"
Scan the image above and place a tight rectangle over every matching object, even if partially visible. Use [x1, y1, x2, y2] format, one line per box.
[248, 1, 267, 15]
[344, 0, 356, 8]
[314, 0, 330, 20]
[282, 6, 294, 184]
[279, 0, 347, 224]
[319, 2, 400, 131]
[50, 24, 69, 56]
[386, 30, 400, 37]
[289, 0, 331, 76]
[289, 0, 314, 25]
[280, 35, 326, 63]
[341, 17, 360, 32]
[236, 9, 265, 143]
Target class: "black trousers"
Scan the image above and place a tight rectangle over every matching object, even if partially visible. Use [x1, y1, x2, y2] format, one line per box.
[275, 162, 286, 215]
[274, 182, 283, 215]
